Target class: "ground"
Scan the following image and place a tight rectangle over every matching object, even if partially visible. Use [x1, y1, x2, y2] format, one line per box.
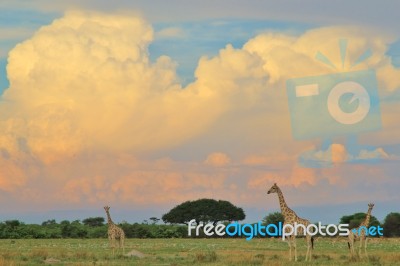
[0, 237, 399, 265]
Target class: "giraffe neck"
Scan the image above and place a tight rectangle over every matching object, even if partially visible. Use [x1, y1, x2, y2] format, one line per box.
[105, 211, 114, 225]
[362, 208, 372, 226]
[276, 188, 291, 218]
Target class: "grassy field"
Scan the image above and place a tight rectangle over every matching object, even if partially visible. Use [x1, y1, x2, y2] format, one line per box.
[0, 237, 399, 265]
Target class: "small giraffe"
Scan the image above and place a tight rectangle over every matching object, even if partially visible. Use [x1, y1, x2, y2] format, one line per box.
[104, 206, 125, 255]
[267, 183, 314, 261]
[348, 203, 374, 257]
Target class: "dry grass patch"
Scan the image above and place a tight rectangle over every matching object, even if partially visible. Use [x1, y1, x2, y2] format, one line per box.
[29, 248, 49, 260]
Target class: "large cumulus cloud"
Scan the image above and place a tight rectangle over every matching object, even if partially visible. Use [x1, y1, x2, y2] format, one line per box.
[0, 10, 224, 162]
[1, 10, 400, 212]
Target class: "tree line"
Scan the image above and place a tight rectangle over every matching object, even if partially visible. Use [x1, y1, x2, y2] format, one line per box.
[0, 218, 187, 239]
[1, 199, 399, 239]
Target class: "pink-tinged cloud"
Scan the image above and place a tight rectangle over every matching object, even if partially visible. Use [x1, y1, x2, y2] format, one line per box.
[204, 152, 231, 167]
[247, 165, 316, 190]
[331, 144, 348, 163]
[0, 11, 400, 215]
[300, 143, 391, 165]
[0, 157, 26, 192]
[242, 152, 294, 166]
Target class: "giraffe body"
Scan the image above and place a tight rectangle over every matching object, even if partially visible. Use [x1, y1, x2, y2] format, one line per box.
[267, 183, 314, 262]
[348, 203, 374, 257]
[104, 206, 125, 255]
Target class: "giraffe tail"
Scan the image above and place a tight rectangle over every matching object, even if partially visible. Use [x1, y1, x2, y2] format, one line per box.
[347, 242, 350, 249]
[311, 236, 314, 249]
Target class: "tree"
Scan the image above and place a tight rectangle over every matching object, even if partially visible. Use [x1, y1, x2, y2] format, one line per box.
[262, 212, 284, 226]
[42, 219, 57, 226]
[82, 217, 105, 227]
[340, 212, 380, 229]
[61, 220, 88, 238]
[4, 220, 21, 228]
[162, 198, 245, 225]
[149, 217, 160, 224]
[383, 212, 400, 237]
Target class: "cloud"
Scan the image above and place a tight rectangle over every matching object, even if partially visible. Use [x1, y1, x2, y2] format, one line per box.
[247, 165, 316, 190]
[31, 152, 233, 206]
[1, 10, 225, 162]
[156, 27, 185, 39]
[242, 152, 294, 166]
[0, 157, 27, 192]
[300, 143, 391, 166]
[204, 152, 231, 167]
[1, 10, 400, 214]
[0, 27, 39, 57]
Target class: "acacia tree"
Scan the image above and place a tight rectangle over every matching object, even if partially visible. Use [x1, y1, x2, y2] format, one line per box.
[82, 217, 105, 227]
[340, 212, 380, 228]
[149, 217, 160, 224]
[162, 198, 245, 225]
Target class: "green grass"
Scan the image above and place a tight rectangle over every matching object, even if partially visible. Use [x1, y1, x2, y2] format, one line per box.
[0, 237, 399, 265]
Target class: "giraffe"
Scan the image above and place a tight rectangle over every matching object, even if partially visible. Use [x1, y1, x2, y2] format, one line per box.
[104, 206, 125, 255]
[348, 203, 374, 257]
[267, 183, 314, 262]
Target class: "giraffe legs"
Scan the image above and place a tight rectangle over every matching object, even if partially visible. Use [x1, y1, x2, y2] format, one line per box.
[287, 235, 298, 261]
[119, 237, 125, 254]
[348, 233, 356, 257]
[287, 237, 292, 261]
[287, 235, 315, 262]
[305, 235, 312, 261]
[348, 233, 369, 259]
[110, 235, 125, 256]
[358, 236, 368, 257]
[348, 240, 355, 257]
[293, 236, 297, 262]
[109, 235, 116, 256]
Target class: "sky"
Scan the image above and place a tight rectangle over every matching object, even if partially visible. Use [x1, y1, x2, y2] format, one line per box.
[0, 1, 400, 225]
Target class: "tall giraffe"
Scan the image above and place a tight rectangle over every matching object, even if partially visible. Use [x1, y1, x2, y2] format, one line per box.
[267, 183, 314, 261]
[104, 206, 125, 255]
[348, 203, 374, 257]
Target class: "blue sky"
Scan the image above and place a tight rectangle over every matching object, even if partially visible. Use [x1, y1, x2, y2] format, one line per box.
[0, 12, 314, 90]
[2, 1, 400, 91]
[0, 1, 399, 225]
[0, 8, 58, 91]
[150, 19, 312, 85]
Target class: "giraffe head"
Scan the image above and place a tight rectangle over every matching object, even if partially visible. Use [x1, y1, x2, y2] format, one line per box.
[104, 206, 110, 212]
[368, 203, 374, 210]
[267, 183, 279, 194]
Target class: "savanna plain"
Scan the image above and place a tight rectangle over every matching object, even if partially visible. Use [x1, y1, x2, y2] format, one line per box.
[1, 237, 399, 266]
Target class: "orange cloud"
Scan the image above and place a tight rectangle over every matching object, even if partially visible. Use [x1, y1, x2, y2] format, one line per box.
[0, 11, 399, 213]
[60, 163, 229, 206]
[247, 164, 316, 190]
[204, 152, 231, 167]
[0, 158, 27, 192]
[242, 152, 294, 166]
[331, 143, 347, 163]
